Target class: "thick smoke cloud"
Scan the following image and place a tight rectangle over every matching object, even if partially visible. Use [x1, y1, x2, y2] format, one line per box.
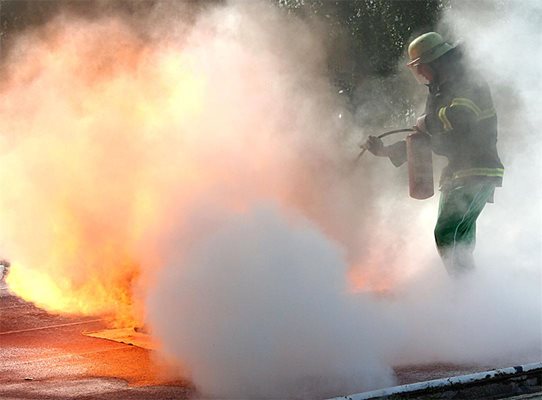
[0, 0, 540, 398]
[148, 0, 541, 397]
[148, 204, 394, 398]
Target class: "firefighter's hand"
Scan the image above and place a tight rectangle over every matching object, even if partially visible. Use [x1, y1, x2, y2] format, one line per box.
[363, 136, 388, 157]
[414, 115, 427, 133]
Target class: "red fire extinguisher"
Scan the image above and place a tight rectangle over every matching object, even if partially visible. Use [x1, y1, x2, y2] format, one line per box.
[357, 128, 434, 200]
[406, 130, 434, 199]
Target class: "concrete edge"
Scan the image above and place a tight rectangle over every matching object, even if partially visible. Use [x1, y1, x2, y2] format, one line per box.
[327, 362, 542, 400]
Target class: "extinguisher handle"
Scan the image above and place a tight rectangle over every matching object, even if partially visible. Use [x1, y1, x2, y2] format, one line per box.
[376, 128, 415, 139]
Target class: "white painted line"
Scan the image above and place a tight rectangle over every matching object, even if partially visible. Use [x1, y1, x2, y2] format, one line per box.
[1, 345, 133, 368]
[0, 319, 105, 336]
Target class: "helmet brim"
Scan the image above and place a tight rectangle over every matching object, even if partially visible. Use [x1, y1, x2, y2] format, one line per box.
[406, 57, 422, 67]
[406, 42, 455, 66]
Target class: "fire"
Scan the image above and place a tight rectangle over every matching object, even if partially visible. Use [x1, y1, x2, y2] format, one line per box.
[0, 17, 207, 325]
[7, 262, 137, 322]
[0, 10, 400, 328]
[348, 267, 397, 295]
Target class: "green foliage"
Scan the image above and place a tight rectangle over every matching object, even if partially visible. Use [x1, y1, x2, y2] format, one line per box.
[276, 0, 451, 127]
[277, 0, 450, 78]
[2, 0, 447, 81]
[0, 0, 155, 47]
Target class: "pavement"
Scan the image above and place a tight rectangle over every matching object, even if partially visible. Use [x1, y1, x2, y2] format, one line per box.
[0, 283, 193, 400]
[0, 280, 526, 400]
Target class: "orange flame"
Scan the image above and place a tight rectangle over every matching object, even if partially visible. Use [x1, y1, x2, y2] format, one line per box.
[1, 18, 207, 325]
[0, 13, 403, 327]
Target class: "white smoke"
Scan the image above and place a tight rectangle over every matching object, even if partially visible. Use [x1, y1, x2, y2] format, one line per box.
[147, 3, 542, 396]
[141, 2, 400, 397]
[147, 203, 394, 398]
[0, 0, 539, 398]
[146, 1, 541, 397]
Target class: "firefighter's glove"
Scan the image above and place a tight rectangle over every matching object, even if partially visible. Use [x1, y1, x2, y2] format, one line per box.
[414, 115, 428, 133]
[364, 136, 388, 157]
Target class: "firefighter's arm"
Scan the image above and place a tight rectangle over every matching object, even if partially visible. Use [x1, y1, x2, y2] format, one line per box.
[425, 97, 481, 135]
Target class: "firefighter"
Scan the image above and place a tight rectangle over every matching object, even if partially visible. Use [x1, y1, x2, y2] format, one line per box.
[366, 32, 504, 276]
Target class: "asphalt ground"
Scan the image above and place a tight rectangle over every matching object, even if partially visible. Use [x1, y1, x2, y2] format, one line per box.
[0, 281, 501, 400]
[0, 283, 193, 400]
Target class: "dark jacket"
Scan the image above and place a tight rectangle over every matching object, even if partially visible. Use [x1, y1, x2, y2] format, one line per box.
[388, 55, 504, 192]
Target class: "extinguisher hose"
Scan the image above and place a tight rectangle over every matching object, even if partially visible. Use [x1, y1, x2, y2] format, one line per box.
[356, 128, 415, 161]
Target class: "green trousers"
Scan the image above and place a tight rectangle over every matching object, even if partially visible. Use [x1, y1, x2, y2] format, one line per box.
[434, 182, 495, 276]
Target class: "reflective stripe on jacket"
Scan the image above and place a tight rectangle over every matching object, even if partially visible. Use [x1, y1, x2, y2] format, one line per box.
[424, 74, 504, 189]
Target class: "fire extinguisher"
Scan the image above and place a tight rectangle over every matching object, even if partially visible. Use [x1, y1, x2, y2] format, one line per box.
[357, 128, 434, 200]
[406, 130, 434, 199]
